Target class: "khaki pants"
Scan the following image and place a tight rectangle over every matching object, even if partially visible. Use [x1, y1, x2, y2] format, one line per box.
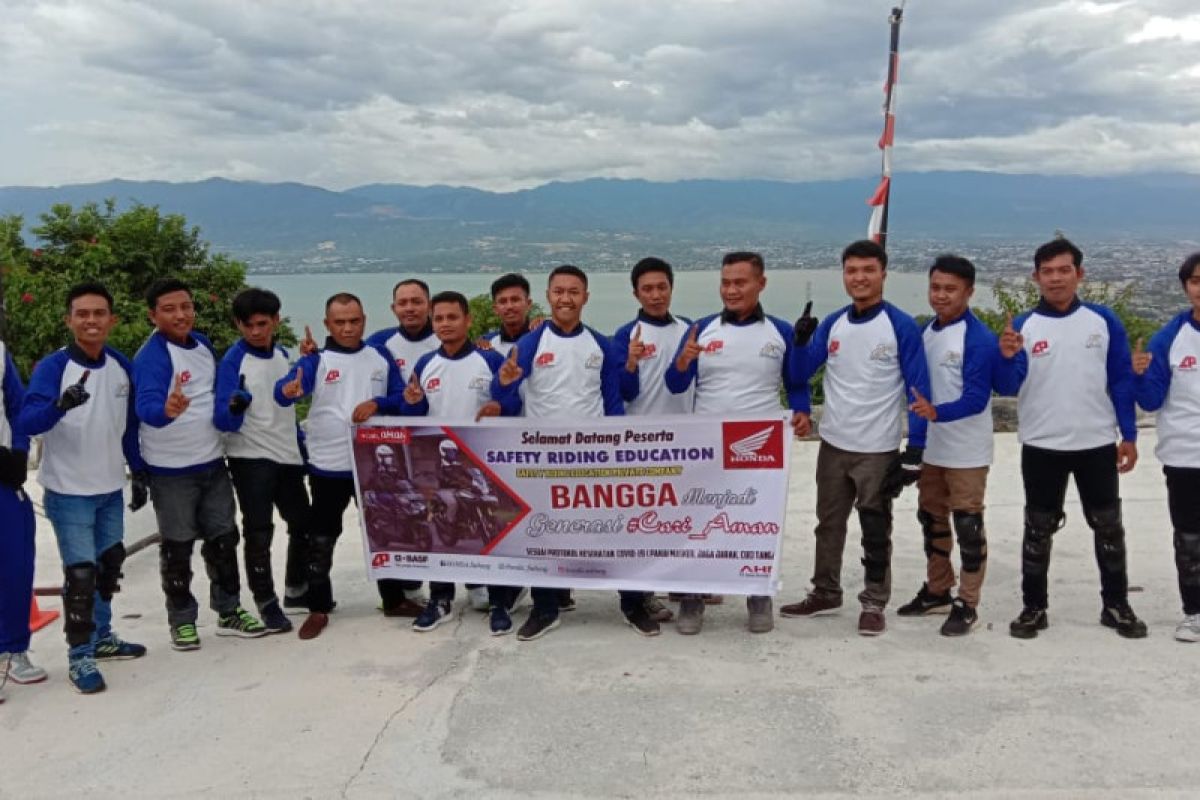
[916, 465, 989, 608]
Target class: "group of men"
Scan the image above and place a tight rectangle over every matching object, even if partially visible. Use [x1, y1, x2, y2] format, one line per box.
[3, 237, 1199, 704]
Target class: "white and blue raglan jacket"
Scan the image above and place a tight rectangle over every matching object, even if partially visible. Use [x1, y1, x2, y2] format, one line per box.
[18, 344, 146, 495]
[993, 298, 1136, 451]
[920, 309, 999, 469]
[790, 301, 930, 454]
[402, 343, 521, 418]
[214, 338, 303, 466]
[133, 331, 224, 475]
[0, 343, 29, 455]
[1134, 309, 1200, 468]
[613, 311, 695, 415]
[481, 322, 533, 358]
[367, 322, 438, 381]
[490, 322, 624, 418]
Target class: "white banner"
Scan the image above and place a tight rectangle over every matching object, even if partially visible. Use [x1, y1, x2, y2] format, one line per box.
[350, 414, 791, 595]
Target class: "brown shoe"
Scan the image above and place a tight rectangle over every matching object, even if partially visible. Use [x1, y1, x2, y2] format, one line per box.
[381, 597, 425, 618]
[858, 606, 886, 637]
[779, 593, 843, 618]
[298, 612, 329, 640]
[645, 596, 674, 622]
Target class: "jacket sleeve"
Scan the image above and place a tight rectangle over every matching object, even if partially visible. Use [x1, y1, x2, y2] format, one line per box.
[274, 353, 320, 406]
[770, 317, 806, 412]
[16, 352, 66, 438]
[789, 313, 834, 414]
[889, 307, 931, 448]
[599, 334, 625, 417]
[212, 347, 246, 433]
[1134, 318, 1178, 413]
[490, 328, 539, 407]
[481, 350, 521, 416]
[612, 322, 640, 403]
[112, 351, 148, 472]
[3, 350, 30, 452]
[664, 322, 701, 395]
[372, 346, 407, 415]
[934, 322, 997, 423]
[398, 352, 431, 417]
[1099, 307, 1137, 443]
[133, 337, 175, 428]
[991, 313, 1029, 396]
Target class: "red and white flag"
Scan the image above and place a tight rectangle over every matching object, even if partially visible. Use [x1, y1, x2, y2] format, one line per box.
[867, 6, 905, 247]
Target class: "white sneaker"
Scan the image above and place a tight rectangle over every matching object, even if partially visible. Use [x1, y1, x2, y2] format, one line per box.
[468, 586, 490, 612]
[1175, 614, 1200, 642]
[2, 652, 48, 685]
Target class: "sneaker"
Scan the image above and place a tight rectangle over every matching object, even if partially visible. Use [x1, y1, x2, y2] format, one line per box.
[94, 634, 147, 661]
[260, 601, 294, 634]
[1174, 613, 1200, 643]
[381, 597, 425, 618]
[940, 599, 978, 637]
[1009, 607, 1048, 639]
[558, 590, 577, 612]
[216, 607, 268, 638]
[747, 596, 774, 633]
[645, 596, 674, 622]
[468, 586, 490, 612]
[623, 606, 661, 637]
[780, 593, 842, 618]
[489, 606, 513, 636]
[298, 612, 329, 640]
[675, 597, 705, 635]
[171, 623, 201, 651]
[896, 583, 953, 617]
[2, 651, 48, 684]
[68, 655, 106, 694]
[858, 605, 886, 636]
[413, 600, 455, 632]
[516, 612, 560, 641]
[1100, 602, 1148, 639]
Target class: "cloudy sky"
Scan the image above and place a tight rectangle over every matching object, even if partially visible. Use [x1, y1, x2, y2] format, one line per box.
[1, 0, 1197, 190]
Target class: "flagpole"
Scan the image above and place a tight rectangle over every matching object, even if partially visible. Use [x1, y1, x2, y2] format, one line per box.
[868, 3, 905, 251]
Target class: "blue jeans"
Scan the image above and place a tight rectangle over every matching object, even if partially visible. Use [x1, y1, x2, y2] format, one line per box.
[0, 486, 36, 654]
[43, 489, 124, 658]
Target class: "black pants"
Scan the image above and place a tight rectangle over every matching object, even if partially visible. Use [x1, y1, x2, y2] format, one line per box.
[1163, 466, 1200, 615]
[1021, 444, 1128, 608]
[306, 473, 359, 613]
[228, 458, 311, 608]
[430, 582, 518, 608]
[529, 587, 646, 618]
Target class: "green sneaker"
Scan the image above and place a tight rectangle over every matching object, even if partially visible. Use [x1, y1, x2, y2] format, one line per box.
[95, 634, 148, 660]
[171, 623, 201, 651]
[216, 607, 268, 638]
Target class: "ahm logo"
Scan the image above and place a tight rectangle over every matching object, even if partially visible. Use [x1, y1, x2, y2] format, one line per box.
[1180, 355, 1197, 371]
[1031, 340, 1050, 357]
[426, 377, 441, 392]
[371, 553, 388, 568]
[828, 340, 840, 355]
[704, 340, 724, 354]
[180, 370, 192, 385]
[722, 421, 785, 470]
[325, 369, 341, 383]
[536, 352, 555, 367]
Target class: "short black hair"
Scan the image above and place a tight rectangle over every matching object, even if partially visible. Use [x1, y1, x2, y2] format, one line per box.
[490, 273, 531, 300]
[392, 278, 430, 300]
[549, 264, 588, 288]
[841, 240, 888, 270]
[1033, 237, 1083, 271]
[631, 257, 674, 289]
[721, 251, 765, 274]
[146, 278, 191, 309]
[231, 287, 282, 323]
[430, 290, 469, 315]
[65, 281, 113, 313]
[1179, 252, 1200, 286]
[928, 254, 976, 287]
[325, 292, 363, 313]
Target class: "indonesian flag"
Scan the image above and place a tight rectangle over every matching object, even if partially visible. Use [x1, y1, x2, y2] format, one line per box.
[867, 11, 903, 245]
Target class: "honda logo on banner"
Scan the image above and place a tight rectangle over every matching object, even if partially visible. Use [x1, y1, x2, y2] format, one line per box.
[722, 421, 785, 470]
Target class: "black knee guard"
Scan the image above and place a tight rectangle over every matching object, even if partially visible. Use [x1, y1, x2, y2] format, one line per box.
[159, 539, 195, 609]
[917, 508, 951, 560]
[1085, 503, 1127, 574]
[307, 534, 338, 583]
[200, 532, 242, 596]
[1022, 508, 1064, 577]
[63, 562, 97, 647]
[858, 508, 892, 584]
[96, 542, 126, 601]
[1175, 530, 1200, 588]
[953, 511, 987, 574]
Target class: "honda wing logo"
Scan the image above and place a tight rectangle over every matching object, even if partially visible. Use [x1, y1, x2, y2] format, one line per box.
[722, 421, 785, 470]
[731, 427, 773, 459]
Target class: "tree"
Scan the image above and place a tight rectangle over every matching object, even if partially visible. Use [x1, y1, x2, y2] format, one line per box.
[466, 292, 545, 341]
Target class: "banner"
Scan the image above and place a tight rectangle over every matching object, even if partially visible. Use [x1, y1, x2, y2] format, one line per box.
[350, 414, 791, 595]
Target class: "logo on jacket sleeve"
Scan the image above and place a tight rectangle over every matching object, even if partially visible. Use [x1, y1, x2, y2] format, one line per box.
[722, 421, 785, 469]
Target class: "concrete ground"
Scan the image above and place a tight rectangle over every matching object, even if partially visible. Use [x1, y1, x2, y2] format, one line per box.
[1, 431, 1196, 800]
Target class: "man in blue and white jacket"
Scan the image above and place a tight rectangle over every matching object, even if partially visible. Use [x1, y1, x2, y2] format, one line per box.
[1132, 251, 1200, 643]
[18, 282, 148, 693]
[780, 239, 930, 637]
[994, 237, 1145, 639]
[0, 338, 36, 704]
[479, 273, 537, 357]
[214, 288, 309, 634]
[134, 278, 266, 651]
[276, 292, 405, 640]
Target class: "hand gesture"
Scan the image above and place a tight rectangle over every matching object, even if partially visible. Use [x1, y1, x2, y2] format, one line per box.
[475, 400, 502, 421]
[498, 346, 523, 387]
[999, 312, 1024, 359]
[790, 411, 811, 438]
[228, 374, 253, 415]
[351, 399, 379, 423]
[1131, 338, 1152, 376]
[1117, 440, 1138, 474]
[793, 301, 819, 346]
[675, 324, 702, 372]
[404, 373, 424, 405]
[625, 324, 645, 372]
[908, 386, 937, 421]
[300, 325, 318, 357]
[282, 366, 305, 399]
[57, 369, 91, 411]
[475, 336, 494, 351]
[165, 373, 191, 419]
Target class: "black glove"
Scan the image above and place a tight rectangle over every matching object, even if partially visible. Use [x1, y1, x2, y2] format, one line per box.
[0, 446, 29, 489]
[228, 375, 252, 416]
[881, 445, 923, 499]
[128, 471, 150, 512]
[56, 369, 92, 411]
[793, 301, 819, 346]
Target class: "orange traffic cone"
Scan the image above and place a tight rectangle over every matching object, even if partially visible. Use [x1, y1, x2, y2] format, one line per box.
[29, 597, 59, 632]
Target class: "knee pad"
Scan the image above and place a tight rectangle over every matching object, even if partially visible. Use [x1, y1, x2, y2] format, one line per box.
[858, 508, 892, 584]
[200, 532, 241, 589]
[96, 542, 126, 601]
[917, 508, 951, 559]
[159, 540, 194, 597]
[1175, 530, 1200, 587]
[1085, 503, 1126, 573]
[63, 562, 97, 646]
[307, 534, 337, 580]
[1022, 507, 1062, 577]
[953, 511, 987, 573]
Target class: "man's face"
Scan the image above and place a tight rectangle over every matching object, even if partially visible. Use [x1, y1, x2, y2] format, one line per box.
[546, 274, 588, 328]
[148, 289, 195, 341]
[325, 300, 366, 348]
[66, 294, 116, 349]
[1184, 271, 1200, 315]
[843, 256, 886, 305]
[492, 287, 532, 328]
[719, 261, 766, 316]
[927, 270, 974, 322]
[432, 301, 470, 348]
[634, 271, 673, 318]
[1033, 252, 1083, 307]
[391, 284, 430, 332]
[236, 312, 279, 350]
